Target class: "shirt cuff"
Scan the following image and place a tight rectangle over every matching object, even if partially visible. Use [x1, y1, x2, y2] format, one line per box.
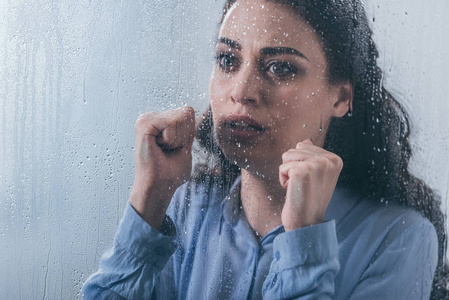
[114, 203, 178, 269]
[272, 220, 338, 272]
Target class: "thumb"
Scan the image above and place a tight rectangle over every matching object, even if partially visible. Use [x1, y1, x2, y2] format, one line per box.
[302, 138, 314, 145]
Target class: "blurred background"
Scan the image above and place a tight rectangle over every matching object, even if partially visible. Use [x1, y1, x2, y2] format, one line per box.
[0, 0, 448, 298]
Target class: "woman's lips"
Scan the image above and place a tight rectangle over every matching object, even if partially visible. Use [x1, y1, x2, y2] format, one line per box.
[221, 115, 266, 141]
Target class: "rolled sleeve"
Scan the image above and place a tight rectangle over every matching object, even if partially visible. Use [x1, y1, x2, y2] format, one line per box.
[82, 203, 178, 299]
[263, 221, 340, 299]
[115, 203, 177, 268]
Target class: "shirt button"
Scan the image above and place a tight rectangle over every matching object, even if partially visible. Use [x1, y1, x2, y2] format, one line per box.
[275, 251, 280, 261]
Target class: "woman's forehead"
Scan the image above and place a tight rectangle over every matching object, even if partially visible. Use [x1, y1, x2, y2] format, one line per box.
[219, 0, 321, 51]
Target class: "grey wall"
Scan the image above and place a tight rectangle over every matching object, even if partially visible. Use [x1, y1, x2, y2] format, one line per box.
[0, 0, 447, 298]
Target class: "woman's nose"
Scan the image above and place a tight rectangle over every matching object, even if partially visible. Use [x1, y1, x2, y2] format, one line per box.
[229, 64, 261, 106]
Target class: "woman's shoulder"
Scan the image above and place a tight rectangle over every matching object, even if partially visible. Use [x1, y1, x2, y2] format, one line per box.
[331, 187, 436, 235]
[332, 189, 439, 297]
[349, 193, 435, 234]
[359, 198, 438, 251]
[330, 187, 438, 260]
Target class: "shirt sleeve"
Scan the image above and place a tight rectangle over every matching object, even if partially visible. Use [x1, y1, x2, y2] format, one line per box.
[262, 212, 438, 300]
[262, 220, 340, 299]
[81, 203, 178, 300]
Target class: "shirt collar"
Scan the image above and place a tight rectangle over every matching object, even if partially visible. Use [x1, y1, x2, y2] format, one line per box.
[222, 176, 243, 226]
[221, 176, 284, 245]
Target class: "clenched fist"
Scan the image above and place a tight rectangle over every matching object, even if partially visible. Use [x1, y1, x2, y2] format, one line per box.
[279, 139, 343, 231]
[130, 106, 195, 230]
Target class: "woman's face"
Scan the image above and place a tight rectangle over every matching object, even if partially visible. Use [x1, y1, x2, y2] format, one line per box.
[210, 0, 350, 174]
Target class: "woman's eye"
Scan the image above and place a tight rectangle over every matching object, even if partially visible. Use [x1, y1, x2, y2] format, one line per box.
[266, 61, 297, 77]
[215, 53, 239, 71]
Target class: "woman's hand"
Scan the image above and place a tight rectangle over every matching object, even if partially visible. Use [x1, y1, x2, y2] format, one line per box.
[279, 139, 343, 231]
[130, 106, 195, 230]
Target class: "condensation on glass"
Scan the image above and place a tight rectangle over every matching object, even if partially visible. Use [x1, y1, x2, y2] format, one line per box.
[0, 0, 447, 298]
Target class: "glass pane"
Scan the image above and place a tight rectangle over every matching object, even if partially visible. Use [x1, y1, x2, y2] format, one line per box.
[0, 0, 447, 298]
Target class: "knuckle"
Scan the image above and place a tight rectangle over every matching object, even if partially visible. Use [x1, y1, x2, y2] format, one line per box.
[135, 112, 162, 134]
[172, 112, 188, 126]
[315, 156, 327, 164]
[311, 157, 327, 170]
[329, 154, 343, 167]
[136, 112, 156, 125]
[134, 116, 146, 131]
[182, 106, 195, 117]
[336, 156, 344, 169]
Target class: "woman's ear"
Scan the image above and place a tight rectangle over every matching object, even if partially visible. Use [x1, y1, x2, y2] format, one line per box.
[331, 83, 353, 118]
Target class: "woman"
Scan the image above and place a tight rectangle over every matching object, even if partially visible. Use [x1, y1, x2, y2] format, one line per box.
[83, 0, 448, 299]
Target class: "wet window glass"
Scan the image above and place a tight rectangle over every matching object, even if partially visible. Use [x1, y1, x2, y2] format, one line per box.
[1, 0, 448, 298]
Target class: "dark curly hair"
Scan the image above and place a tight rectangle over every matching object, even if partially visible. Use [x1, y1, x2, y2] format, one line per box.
[194, 0, 448, 298]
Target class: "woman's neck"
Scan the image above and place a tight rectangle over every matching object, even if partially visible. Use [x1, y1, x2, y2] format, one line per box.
[240, 168, 285, 240]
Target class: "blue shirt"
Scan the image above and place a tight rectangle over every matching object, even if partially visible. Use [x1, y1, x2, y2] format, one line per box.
[82, 176, 438, 299]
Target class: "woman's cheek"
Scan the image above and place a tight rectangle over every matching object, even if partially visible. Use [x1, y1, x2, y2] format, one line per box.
[210, 82, 226, 107]
[210, 86, 228, 116]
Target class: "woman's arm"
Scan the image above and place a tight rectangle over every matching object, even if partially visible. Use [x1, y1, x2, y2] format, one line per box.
[262, 208, 438, 299]
[262, 221, 340, 299]
[129, 107, 195, 229]
[82, 204, 177, 299]
[263, 139, 341, 298]
[83, 107, 195, 299]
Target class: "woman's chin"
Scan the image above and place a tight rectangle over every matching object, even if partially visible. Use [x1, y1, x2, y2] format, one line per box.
[220, 144, 280, 174]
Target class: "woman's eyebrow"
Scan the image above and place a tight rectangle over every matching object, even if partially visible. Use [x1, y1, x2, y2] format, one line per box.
[261, 47, 309, 61]
[217, 37, 242, 50]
